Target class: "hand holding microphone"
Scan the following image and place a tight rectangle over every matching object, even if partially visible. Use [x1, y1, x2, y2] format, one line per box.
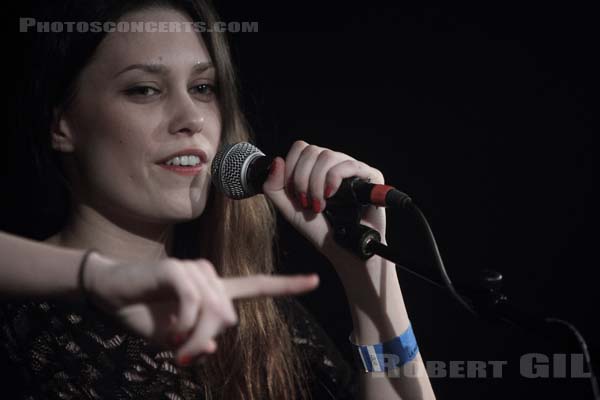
[211, 141, 412, 209]
[211, 141, 410, 261]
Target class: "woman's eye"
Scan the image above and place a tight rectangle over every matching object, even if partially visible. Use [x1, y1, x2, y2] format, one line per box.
[191, 83, 216, 98]
[124, 86, 160, 97]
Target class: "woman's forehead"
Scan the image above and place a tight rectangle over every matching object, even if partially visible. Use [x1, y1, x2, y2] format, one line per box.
[90, 8, 212, 77]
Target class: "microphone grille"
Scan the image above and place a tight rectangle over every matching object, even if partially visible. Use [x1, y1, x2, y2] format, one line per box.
[211, 142, 265, 199]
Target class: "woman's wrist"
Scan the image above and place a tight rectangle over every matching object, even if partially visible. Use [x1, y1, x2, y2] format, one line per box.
[329, 249, 397, 296]
[330, 251, 411, 344]
[80, 250, 119, 313]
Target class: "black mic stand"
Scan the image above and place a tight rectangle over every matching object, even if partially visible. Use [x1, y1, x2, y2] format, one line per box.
[322, 199, 599, 399]
[323, 201, 547, 331]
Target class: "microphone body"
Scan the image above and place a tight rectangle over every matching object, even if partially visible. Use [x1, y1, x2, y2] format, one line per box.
[211, 142, 411, 208]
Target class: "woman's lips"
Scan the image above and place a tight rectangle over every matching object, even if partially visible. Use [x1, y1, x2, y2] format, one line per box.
[157, 163, 204, 176]
[156, 148, 208, 165]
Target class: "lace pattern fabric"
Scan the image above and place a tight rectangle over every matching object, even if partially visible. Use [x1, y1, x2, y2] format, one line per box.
[0, 299, 358, 399]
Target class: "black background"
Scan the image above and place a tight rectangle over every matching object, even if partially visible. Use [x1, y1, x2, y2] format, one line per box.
[216, 1, 599, 399]
[6, 1, 599, 399]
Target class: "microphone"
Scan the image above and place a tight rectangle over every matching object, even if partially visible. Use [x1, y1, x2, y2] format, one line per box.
[211, 142, 412, 208]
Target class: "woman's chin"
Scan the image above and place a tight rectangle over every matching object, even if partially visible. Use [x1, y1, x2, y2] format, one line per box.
[159, 199, 207, 222]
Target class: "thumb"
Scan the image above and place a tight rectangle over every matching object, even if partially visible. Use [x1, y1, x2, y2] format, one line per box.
[262, 157, 294, 215]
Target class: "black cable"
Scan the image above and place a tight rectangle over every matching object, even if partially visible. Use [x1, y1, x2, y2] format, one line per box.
[375, 196, 599, 399]
[546, 317, 600, 400]
[407, 202, 477, 316]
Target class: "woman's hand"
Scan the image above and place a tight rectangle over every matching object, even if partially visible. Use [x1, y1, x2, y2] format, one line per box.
[262, 140, 387, 266]
[83, 252, 319, 365]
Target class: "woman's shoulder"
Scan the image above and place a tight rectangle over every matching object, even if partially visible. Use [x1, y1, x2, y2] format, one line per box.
[278, 298, 359, 399]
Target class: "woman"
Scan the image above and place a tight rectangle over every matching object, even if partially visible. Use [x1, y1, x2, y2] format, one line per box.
[2, 0, 435, 398]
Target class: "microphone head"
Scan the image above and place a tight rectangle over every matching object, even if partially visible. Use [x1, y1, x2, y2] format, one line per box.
[211, 142, 265, 199]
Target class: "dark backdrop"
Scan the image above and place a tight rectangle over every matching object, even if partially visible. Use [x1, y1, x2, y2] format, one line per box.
[6, 1, 599, 399]
[216, 1, 598, 399]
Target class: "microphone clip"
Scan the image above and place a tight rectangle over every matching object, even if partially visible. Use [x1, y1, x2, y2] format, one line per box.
[323, 177, 382, 260]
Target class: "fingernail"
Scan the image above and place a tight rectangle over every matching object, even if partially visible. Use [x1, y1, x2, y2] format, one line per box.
[312, 198, 321, 213]
[302, 274, 320, 288]
[324, 186, 334, 199]
[268, 158, 278, 176]
[173, 333, 185, 346]
[299, 192, 308, 208]
[177, 354, 193, 366]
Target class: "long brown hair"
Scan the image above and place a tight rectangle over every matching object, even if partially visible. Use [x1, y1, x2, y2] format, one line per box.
[22, 0, 310, 398]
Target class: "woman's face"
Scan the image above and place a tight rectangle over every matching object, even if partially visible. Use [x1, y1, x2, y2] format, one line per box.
[56, 7, 221, 226]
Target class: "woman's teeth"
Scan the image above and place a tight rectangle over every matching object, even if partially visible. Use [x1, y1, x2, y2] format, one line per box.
[164, 155, 202, 166]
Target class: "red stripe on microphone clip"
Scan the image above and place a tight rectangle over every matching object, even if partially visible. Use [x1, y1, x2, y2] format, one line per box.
[371, 185, 395, 207]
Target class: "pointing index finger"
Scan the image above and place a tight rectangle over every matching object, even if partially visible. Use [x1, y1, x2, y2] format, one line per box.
[223, 274, 319, 300]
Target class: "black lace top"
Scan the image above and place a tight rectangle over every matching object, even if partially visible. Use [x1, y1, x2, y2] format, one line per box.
[0, 298, 358, 399]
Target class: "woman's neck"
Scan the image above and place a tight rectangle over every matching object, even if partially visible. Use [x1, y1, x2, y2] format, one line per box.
[46, 203, 174, 263]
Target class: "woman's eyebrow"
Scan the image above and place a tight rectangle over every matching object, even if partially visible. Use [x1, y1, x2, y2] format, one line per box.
[113, 61, 214, 78]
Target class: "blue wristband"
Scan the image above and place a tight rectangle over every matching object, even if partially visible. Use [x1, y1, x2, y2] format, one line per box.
[349, 324, 419, 372]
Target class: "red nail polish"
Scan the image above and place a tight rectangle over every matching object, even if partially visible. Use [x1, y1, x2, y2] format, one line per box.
[173, 333, 184, 346]
[178, 354, 192, 366]
[299, 193, 308, 208]
[312, 198, 321, 213]
[268, 159, 277, 176]
[324, 186, 333, 199]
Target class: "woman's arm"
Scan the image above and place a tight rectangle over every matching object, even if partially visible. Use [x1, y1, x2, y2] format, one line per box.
[261, 141, 436, 399]
[0, 231, 91, 300]
[0, 230, 320, 365]
[331, 250, 435, 400]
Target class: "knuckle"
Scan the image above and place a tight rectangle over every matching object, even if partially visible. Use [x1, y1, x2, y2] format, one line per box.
[299, 144, 319, 159]
[159, 260, 184, 282]
[158, 258, 178, 273]
[227, 311, 239, 326]
[218, 304, 235, 325]
[293, 139, 308, 146]
[157, 259, 172, 269]
[194, 258, 210, 268]
[291, 140, 308, 152]
[373, 168, 385, 183]
[180, 285, 200, 305]
[197, 259, 217, 275]
[220, 300, 237, 326]
[352, 159, 364, 169]
[317, 149, 336, 163]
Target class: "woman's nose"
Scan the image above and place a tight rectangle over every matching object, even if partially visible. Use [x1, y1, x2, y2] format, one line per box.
[167, 94, 205, 136]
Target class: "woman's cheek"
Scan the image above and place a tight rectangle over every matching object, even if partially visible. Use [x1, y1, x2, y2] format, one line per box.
[74, 135, 145, 215]
[78, 101, 219, 221]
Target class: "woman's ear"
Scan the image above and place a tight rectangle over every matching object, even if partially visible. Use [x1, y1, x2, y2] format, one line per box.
[50, 108, 75, 153]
